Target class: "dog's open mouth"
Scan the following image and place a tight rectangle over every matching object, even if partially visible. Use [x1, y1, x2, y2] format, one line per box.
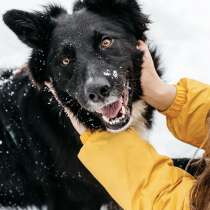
[97, 88, 131, 131]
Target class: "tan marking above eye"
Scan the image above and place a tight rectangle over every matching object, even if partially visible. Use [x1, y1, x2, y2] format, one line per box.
[62, 58, 70, 65]
[101, 38, 113, 49]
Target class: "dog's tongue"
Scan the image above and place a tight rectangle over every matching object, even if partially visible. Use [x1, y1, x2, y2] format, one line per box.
[101, 98, 123, 119]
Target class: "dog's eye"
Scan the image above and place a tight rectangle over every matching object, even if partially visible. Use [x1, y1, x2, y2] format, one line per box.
[62, 58, 71, 66]
[101, 38, 113, 49]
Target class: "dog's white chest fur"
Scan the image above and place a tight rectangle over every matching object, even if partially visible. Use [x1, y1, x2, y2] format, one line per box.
[130, 100, 149, 141]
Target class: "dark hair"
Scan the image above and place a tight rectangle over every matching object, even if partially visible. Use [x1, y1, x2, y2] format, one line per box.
[191, 111, 210, 210]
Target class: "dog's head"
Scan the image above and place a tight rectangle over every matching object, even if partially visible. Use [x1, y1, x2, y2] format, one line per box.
[3, 0, 158, 132]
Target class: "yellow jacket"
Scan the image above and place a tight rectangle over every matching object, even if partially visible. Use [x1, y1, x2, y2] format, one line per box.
[78, 78, 210, 210]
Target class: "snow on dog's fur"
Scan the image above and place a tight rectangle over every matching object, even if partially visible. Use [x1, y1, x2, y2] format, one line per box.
[0, 0, 161, 209]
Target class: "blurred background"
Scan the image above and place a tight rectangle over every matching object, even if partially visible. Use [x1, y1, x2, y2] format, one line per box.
[0, 0, 209, 158]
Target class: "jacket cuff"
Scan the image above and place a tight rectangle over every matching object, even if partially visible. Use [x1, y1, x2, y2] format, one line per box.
[161, 84, 187, 118]
[80, 128, 137, 144]
[80, 130, 108, 144]
[80, 131, 92, 144]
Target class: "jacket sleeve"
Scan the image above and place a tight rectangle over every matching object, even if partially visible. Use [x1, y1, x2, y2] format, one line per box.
[78, 129, 195, 210]
[162, 78, 210, 148]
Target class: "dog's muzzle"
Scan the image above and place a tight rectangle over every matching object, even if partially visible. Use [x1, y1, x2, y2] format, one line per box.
[85, 78, 132, 132]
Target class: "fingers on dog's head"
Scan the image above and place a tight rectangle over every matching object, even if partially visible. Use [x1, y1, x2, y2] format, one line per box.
[136, 40, 152, 62]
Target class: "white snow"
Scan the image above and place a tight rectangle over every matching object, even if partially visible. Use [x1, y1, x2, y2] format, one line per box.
[112, 70, 118, 78]
[103, 69, 112, 76]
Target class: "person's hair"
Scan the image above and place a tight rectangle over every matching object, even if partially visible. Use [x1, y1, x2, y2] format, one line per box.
[191, 111, 210, 210]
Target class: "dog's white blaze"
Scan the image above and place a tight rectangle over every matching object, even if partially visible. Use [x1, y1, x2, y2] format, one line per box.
[86, 76, 94, 85]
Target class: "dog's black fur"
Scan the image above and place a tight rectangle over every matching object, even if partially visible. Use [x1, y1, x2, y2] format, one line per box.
[0, 0, 192, 209]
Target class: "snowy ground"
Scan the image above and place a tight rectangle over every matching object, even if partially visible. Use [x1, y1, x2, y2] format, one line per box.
[0, 0, 210, 158]
[0, 1, 210, 208]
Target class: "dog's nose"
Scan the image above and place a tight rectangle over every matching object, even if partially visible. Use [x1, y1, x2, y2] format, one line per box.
[86, 79, 111, 103]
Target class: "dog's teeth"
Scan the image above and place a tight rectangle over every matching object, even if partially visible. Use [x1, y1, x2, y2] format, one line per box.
[102, 116, 109, 123]
[104, 106, 128, 126]
[121, 106, 126, 115]
[119, 115, 125, 120]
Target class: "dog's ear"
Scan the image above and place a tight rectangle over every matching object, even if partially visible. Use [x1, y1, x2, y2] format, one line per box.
[3, 10, 54, 49]
[73, 0, 86, 12]
[73, 0, 150, 39]
[3, 5, 67, 49]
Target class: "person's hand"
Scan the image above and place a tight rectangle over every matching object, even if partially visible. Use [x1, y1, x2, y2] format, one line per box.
[137, 41, 176, 111]
[14, 64, 29, 75]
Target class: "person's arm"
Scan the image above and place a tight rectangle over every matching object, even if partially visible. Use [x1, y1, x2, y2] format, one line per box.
[78, 129, 195, 210]
[45, 65, 195, 210]
[138, 41, 210, 148]
[162, 78, 210, 148]
[61, 42, 207, 210]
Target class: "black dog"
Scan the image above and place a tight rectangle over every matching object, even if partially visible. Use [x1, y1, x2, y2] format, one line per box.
[0, 0, 164, 209]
